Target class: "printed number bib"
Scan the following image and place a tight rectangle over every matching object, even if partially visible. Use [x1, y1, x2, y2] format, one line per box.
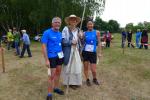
[57, 51, 64, 59]
[85, 44, 94, 52]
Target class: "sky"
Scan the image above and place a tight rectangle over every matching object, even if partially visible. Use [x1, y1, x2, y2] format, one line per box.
[101, 0, 150, 27]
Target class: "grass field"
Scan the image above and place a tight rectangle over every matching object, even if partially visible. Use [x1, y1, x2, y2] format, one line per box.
[0, 33, 150, 100]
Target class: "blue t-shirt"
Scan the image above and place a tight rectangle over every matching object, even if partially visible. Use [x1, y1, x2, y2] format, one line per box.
[41, 28, 62, 58]
[122, 31, 127, 37]
[23, 33, 30, 45]
[136, 32, 142, 38]
[83, 30, 97, 52]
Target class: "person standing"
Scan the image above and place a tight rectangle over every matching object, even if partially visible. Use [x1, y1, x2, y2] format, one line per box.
[139, 29, 148, 49]
[62, 15, 83, 89]
[20, 29, 32, 58]
[0, 40, 1, 49]
[7, 29, 14, 50]
[136, 29, 142, 48]
[41, 17, 64, 100]
[13, 27, 21, 55]
[121, 29, 127, 48]
[103, 31, 111, 48]
[82, 20, 102, 86]
[127, 30, 134, 48]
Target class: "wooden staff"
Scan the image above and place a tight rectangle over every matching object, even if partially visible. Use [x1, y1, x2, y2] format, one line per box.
[79, 0, 86, 30]
[122, 41, 125, 54]
[122, 38, 126, 54]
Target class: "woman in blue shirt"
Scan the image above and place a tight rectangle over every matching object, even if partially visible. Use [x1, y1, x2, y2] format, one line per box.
[136, 29, 142, 48]
[82, 20, 102, 86]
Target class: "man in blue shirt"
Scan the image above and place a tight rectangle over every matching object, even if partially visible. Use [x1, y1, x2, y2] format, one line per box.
[20, 29, 32, 58]
[41, 17, 64, 100]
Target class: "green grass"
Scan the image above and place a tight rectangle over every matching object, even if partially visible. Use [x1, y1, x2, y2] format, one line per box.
[0, 33, 150, 100]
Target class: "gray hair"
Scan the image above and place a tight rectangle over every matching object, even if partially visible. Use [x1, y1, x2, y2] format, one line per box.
[52, 17, 61, 23]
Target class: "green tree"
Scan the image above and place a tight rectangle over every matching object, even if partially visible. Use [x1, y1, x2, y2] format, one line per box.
[94, 17, 120, 33]
[0, 0, 106, 34]
[94, 17, 107, 31]
[107, 20, 120, 33]
[125, 23, 134, 31]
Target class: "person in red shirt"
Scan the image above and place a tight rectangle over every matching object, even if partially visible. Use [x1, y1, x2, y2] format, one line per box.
[139, 29, 148, 49]
[103, 31, 112, 48]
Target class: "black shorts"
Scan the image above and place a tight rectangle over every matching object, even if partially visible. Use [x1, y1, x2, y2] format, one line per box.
[82, 51, 97, 64]
[49, 57, 63, 68]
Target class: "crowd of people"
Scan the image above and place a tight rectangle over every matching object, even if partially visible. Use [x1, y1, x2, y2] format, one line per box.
[103, 31, 112, 48]
[41, 15, 102, 100]
[121, 29, 149, 49]
[0, 28, 32, 58]
[0, 15, 149, 100]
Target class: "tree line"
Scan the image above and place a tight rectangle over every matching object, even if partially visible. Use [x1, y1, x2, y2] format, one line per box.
[125, 22, 150, 32]
[1, 0, 149, 35]
[0, 0, 105, 34]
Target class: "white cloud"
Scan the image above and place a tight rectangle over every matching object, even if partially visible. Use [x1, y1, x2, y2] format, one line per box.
[101, 0, 150, 27]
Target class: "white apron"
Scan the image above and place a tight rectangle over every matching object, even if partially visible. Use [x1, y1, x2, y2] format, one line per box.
[62, 27, 82, 85]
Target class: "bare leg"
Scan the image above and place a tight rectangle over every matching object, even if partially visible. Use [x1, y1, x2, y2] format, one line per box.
[91, 63, 100, 85]
[54, 65, 62, 88]
[84, 61, 89, 80]
[90, 63, 97, 79]
[48, 68, 56, 94]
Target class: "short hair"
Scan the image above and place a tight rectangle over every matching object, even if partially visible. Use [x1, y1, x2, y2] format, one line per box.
[52, 17, 61, 23]
[21, 30, 26, 33]
[87, 20, 94, 23]
[8, 29, 12, 31]
[13, 27, 17, 30]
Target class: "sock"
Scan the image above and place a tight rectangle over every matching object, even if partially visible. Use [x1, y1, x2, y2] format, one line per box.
[54, 88, 60, 92]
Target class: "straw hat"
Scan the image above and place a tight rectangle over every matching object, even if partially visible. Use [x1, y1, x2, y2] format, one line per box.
[65, 14, 81, 25]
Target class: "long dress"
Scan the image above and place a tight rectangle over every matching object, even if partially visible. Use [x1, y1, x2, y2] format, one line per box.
[62, 26, 82, 85]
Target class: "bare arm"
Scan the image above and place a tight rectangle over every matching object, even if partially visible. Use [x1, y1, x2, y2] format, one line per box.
[42, 44, 50, 68]
[97, 31, 102, 56]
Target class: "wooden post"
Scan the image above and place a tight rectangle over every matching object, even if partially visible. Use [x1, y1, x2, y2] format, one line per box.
[1, 48, 5, 73]
[122, 40, 126, 54]
[123, 46, 125, 54]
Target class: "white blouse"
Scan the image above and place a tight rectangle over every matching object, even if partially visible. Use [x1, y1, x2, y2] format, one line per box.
[62, 26, 79, 42]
